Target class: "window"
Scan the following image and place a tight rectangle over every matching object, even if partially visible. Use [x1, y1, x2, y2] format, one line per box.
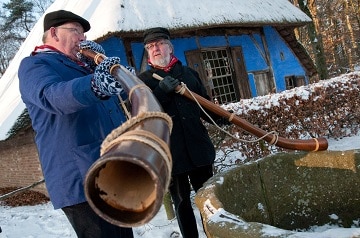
[254, 71, 275, 95]
[285, 75, 305, 90]
[186, 47, 251, 104]
[202, 50, 237, 103]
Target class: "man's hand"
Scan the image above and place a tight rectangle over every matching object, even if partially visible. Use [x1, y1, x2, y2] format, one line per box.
[77, 40, 105, 69]
[159, 76, 180, 93]
[91, 57, 123, 98]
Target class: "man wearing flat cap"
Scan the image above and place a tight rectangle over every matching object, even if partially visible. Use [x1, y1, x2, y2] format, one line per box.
[18, 10, 133, 238]
[139, 27, 226, 238]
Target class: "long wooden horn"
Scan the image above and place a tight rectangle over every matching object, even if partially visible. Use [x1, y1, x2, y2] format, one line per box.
[153, 73, 328, 151]
[81, 49, 172, 227]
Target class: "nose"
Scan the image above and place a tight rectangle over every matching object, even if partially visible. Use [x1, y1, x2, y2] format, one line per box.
[153, 44, 161, 51]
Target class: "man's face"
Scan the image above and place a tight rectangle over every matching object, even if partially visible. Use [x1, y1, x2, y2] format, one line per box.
[145, 39, 172, 67]
[51, 22, 86, 60]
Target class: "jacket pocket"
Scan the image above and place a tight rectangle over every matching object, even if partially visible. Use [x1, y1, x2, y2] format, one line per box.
[72, 140, 102, 180]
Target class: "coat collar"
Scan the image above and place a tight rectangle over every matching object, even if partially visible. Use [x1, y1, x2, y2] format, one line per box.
[32, 45, 92, 74]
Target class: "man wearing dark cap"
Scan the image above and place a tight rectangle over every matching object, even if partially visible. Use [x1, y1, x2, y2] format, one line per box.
[18, 10, 133, 238]
[138, 27, 226, 238]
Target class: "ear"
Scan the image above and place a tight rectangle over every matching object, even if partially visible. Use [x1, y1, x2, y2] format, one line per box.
[168, 44, 174, 54]
[50, 27, 59, 41]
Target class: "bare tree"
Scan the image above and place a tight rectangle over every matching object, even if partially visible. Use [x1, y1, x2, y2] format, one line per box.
[344, 0, 360, 70]
[2, 0, 35, 33]
[0, 0, 53, 77]
[293, 0, 360, 79]
[31, 0, 53, 14]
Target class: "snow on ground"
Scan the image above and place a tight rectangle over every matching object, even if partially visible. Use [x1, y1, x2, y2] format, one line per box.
[0, 197, 203, 238]
[0, 133, 359, 238]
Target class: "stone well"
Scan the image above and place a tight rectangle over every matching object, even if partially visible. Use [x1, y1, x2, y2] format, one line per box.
[195, 150, 360, 238]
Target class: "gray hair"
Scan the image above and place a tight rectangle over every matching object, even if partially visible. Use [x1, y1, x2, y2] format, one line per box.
[42, 30, 49, 43]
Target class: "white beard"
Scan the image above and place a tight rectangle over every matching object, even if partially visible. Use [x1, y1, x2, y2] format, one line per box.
[152, 55, 170, 67]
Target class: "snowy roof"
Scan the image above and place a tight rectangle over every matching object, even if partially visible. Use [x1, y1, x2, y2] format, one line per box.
[0, 0, 311, 141]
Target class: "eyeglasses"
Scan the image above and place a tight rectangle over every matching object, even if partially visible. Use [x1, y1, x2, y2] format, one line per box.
[56, 27, 85, 36]
[145, 41, 168, 50]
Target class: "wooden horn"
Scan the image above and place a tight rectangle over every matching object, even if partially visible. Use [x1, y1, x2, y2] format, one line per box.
[153, 73, 328, 151]
[81, 49, 172, 227]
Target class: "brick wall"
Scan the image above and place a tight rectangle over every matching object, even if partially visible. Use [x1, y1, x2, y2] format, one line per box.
[0, 127, 48, 196]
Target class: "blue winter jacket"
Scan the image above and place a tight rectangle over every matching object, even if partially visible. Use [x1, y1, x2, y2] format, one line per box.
[18, 51, 126, 209]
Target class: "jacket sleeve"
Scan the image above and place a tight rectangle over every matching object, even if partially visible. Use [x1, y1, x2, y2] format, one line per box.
[18, 55, 101, 115]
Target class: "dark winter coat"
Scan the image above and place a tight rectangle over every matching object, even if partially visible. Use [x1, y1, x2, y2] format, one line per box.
[18, 51, 126, 209]
[138, 61, 216, 175]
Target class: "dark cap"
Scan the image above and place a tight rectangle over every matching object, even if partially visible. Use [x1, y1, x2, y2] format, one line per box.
[43, 10, 90, 32]
[143, 27, 170, 44]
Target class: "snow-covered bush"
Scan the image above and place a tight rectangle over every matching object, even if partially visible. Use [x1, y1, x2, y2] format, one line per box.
[208, 72, 360, 172]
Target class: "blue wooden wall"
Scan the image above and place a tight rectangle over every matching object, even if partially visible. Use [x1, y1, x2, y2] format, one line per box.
[100, 26, 308, 97]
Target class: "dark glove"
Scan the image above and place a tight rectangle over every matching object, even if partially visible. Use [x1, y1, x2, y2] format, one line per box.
[159, 76, 180, 93]
[215, 110, 234, 126]
[77, 40, 105, 69]
[215, 117, 231, 126]
[91, 57, 123, 98]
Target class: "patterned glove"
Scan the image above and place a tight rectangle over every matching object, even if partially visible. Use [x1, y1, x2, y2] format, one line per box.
[159, 76, 180, 93]
[91, 57, 124, 98]
[77, 40, 105, 69]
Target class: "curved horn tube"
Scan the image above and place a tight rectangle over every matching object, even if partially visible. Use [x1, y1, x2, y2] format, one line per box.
[82, 49, 172, 227]
[152, 73, 328, 152]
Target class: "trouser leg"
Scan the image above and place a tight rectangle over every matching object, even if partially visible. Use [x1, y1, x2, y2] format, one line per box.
[169, 173, 199, 238]
[189, 165, 213, 192]
[62, 202, 133, 238]
[189, 164, 214, 235]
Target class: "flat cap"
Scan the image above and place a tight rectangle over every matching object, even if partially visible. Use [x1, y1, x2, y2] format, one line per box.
[143, 27, 170, 44]
[43, 10, 90, 32]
